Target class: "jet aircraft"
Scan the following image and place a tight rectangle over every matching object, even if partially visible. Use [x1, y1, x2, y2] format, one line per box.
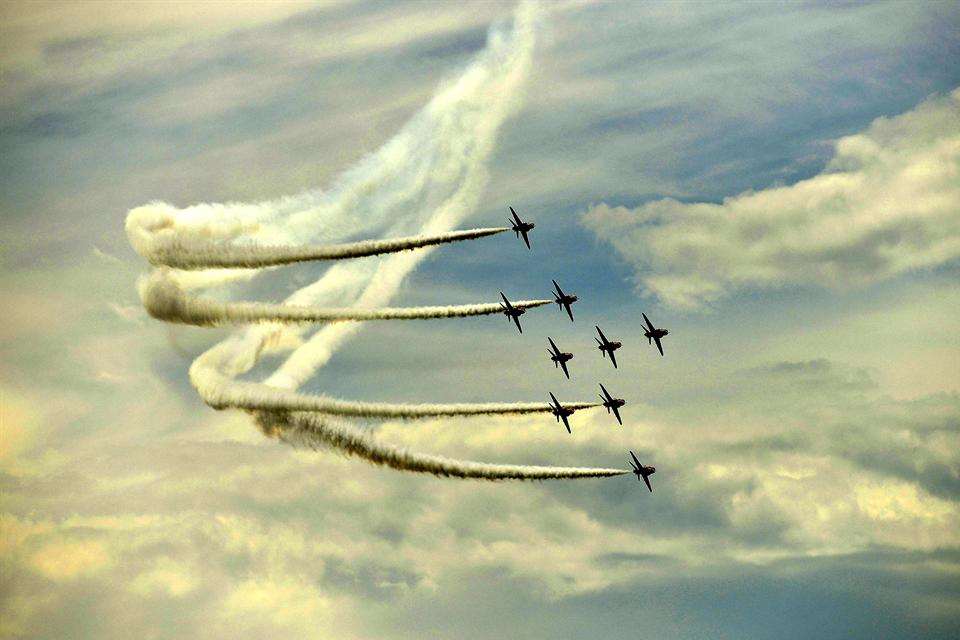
[500, 292, 526, 333]
[629, 451, 656, 492]
[508, 206, 534, 249]
[598, 383, 626, 425]
[551, 280, 578, 322]
[595, 325, 622, 368]
[548, 392, 578, 434]
[547, 337, 574, 379]
[642, 313, 669, 356]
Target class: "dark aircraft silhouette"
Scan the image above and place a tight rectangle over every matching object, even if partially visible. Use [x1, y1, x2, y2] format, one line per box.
[551, 280, 578, 322]
[598, 383, 625, 425]
[499, 292, 526, 333]
[642, 313, 669, 356]
[629, 451, 656, 492]
[547, 337, 574, 379]
[595, 326, 622, 368]
[508, 206, 534, 249]
[507, 207, 537, 249]
[548, 392, 578, 434]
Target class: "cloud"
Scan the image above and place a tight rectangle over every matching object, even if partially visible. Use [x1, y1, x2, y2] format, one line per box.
[583, 88, 960, 308]
[29, 539, 112, 582]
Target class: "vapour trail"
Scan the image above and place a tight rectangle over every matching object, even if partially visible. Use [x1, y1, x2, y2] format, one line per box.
[127, 2, 627, 479]
[140, 272, 551, 327]
[195, 372, 599, 417]
[261, 411, 628, 480]
[130, 225, 509, 269]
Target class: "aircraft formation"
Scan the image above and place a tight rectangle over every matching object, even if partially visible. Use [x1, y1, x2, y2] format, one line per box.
[504, 207, 669, 492]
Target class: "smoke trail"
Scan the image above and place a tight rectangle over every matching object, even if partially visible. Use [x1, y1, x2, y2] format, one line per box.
[140, 271, 551, 327]
[129, 224, 509, 269]
[126, 3, 626, 480]
[189, 361, 599, 417]
[260, 2, 540, 390]
[261, 411, 628, 480]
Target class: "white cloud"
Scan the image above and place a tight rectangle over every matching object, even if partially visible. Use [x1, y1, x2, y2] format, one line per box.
[584, 88, 960, 308]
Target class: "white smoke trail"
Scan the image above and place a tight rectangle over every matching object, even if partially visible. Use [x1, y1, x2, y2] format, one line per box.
[261, 411, 628, 480]
[129, 224, 509, 269]
[140, 271, 552, 327]
[127, 2, 627, 479]
[260, 2, 541, 391]
[191, 364, 599, 417]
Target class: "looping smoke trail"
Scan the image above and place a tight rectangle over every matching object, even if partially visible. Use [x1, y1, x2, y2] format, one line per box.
[127, 2, 627, 480]
[260, 411, 628, 480]
[140, 271, 552, 327]
[128, 223, 509, 269]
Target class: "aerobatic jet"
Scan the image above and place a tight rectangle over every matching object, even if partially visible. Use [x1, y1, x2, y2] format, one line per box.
[551, 280, 578, 321]
[548, 392, 578, 434]
[595, 325, 622, 368]
[598, 383, 626, 425]
[547, 337, 574, 379]
[642, 312, 669, 356]
[628, 451, 656, 492]
[500, 292, 526, 333]
[508, 206, 534, 249]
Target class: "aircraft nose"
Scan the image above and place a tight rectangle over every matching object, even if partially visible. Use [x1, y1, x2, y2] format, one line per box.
[650, 467, 656, 473]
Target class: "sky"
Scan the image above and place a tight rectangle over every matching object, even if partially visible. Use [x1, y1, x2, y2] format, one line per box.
[1, 1, 959, 638]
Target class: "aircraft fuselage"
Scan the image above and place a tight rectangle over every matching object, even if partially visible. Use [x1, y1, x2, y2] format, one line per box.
[633, 465, 655, 480]
[514, 222, 534, 234]
[604, 398, 625, 411]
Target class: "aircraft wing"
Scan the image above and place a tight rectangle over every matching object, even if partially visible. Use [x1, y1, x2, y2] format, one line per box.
[511, 314, 523, 334]
[520, 229, 531, 249]
[564, 302, 574, 322]
[549, 392, 560, 408]
[509, 207, 520, 224]
[653, 336, 664, 357]
[630, 451, 642, 468]
[609, 349, 618, 369]
[643, 474, 653, 492]
[560, 360, 570, 379]
[547, 337, 559, 353]
[595, 326, 608, 343]
[611, 405, 622, 425]
[560, 413, 571, 434]
[552, 280, 563, 296]
[500, 292, 514, 311]
[642, 312, 655, 333]
[599, 383, 611, 402]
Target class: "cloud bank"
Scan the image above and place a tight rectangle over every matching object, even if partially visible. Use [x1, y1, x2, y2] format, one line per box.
[584, 88, 960, 308]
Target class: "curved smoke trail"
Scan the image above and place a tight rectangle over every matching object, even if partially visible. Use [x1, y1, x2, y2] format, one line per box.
[127, 1, 626, 480]
[262, 412, 627, 480]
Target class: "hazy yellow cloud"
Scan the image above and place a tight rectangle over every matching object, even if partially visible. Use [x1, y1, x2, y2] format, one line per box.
[30, 539, 112, 581]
